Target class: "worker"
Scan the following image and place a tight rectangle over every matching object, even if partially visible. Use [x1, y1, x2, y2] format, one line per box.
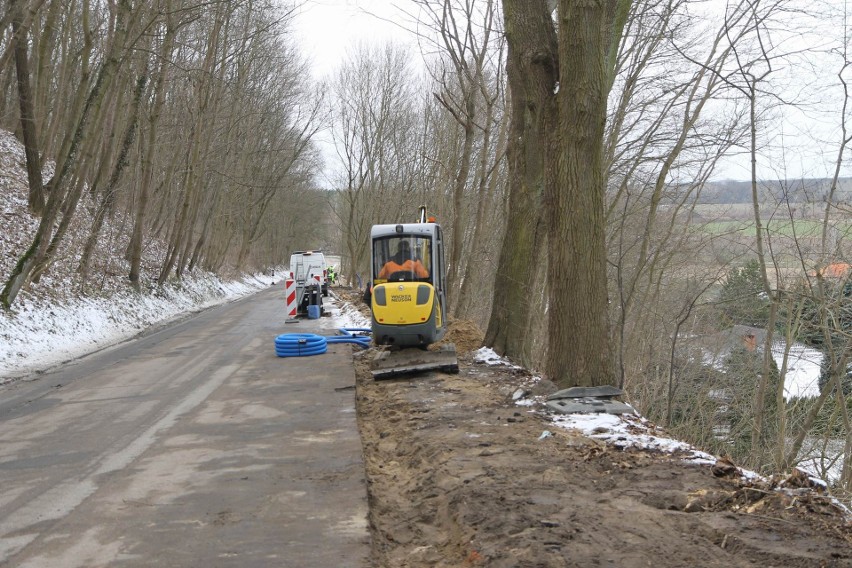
[378, 240, 429, 280]
[327, 265, 336, 285]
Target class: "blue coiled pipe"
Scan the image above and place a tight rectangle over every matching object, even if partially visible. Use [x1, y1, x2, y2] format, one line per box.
[274, 328, 372, 357]
[274, 333, 328, 357]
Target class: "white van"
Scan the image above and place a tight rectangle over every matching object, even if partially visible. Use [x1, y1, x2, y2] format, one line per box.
[288, 250, 329, 296]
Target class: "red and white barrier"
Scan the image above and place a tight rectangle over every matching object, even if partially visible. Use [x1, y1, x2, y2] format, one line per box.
[285, 278, 297, 320]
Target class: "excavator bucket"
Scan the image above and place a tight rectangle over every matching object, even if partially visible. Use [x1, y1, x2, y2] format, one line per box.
[370, 343, 459, 379]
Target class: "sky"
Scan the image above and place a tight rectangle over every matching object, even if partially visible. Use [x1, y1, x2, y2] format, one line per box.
[293, 0, 413, 81]
[290, 0, 852, 183]
[291, 0, 418, 187]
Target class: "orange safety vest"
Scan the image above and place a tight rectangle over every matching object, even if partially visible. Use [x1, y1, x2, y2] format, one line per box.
[378, 259, 429, 279]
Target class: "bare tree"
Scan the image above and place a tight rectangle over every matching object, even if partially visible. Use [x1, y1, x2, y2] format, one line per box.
[128, 2, 179, 289]
[414, 0, 502, 316]
[485, 0, 557, 369]
[0, 0, 318, 304]
[1, 0, 143, 307]
[543, 0, 630, 387]
[9, 0, 45, 213]
[605, 0, 749, 394]
[329, 42, 420, 283]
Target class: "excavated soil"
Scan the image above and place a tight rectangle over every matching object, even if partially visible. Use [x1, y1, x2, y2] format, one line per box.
[338, 289, 852, 567]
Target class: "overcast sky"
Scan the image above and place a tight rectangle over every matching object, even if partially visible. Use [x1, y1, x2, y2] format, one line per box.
[291, 0, 419, 188]
[291, 0, 852, 183]
[293, 0, 413, 80]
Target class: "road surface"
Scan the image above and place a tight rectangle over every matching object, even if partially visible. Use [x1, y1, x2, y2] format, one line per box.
[0, 286, 369, 567]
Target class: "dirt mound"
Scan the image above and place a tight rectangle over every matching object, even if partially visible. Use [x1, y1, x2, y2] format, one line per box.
[434, 318, 484, 354]
[333, 288, 851, 565]
[355, 355, 852, 567]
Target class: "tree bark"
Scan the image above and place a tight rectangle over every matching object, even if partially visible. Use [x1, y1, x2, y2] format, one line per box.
[485, 0, 557, 369]
[34, 0, 62, 144]
[546, 0, 616, 387]
[129, 7, 176, 288]
[79, 72, 146, 281]
[11, 0, 46, 214]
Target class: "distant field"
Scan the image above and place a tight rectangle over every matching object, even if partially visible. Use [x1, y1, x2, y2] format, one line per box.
[692, 203, 852, 239]
[693, 203, 755, 219]
[694, 203, 831, 222]
[698, 219, 834, 237]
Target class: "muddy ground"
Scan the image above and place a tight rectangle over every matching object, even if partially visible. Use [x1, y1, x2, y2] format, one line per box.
[337, 289, 852, 567]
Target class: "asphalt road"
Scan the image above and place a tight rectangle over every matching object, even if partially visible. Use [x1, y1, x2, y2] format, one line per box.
[0, 286, 369, 567]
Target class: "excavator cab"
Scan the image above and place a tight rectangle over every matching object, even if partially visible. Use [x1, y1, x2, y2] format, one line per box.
[369, 223, 447, 346]
[367, 211, 457, 378]
[372, 235, 431, 283]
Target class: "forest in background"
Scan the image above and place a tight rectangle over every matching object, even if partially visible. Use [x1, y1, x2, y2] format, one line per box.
[3, 0, 852, 494]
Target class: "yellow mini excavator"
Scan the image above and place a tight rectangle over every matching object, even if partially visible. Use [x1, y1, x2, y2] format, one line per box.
[367, 207, 459, 379]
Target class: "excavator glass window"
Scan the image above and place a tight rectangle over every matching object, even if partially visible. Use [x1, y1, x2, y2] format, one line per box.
[373, 236, 432, 283]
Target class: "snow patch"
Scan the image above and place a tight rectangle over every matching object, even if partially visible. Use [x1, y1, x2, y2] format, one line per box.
[0, 273, 277, 382]
[473, 347, 521, 368]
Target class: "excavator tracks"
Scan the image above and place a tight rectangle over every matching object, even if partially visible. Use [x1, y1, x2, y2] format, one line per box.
[370, 343, 459, 379]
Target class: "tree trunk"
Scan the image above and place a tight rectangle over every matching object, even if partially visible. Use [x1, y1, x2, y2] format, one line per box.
[188, 195, 218, 272]
[485, 0, 557, 369]
[34, 0, 62, 143]
[158, 6, 225, 284]
[11, 0, 46, 214]
[129, 9, 176, 288]
[445, 105, 474, 315]
[79, 72, 146, 281]
[158, 156, 192, 285]
[546, 0, 616, 387]
[43, 0, 92, 163]
[1, 23, 124, 307]
[455, 95, 505, 319]
[28, 0, 137, 285]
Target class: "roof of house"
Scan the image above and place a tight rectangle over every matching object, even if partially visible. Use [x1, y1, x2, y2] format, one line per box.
[809, 262, 852, 278]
